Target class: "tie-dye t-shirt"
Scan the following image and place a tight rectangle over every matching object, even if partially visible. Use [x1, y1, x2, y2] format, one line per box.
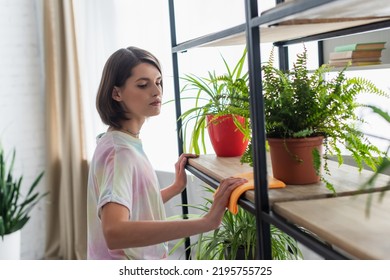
[87, 131, 168, 259]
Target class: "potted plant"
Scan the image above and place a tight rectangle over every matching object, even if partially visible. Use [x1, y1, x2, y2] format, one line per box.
[0, 144, 47, 259]
[170, 185, 302, 260]
[178, 49, 251, 157]
[242, 46, 388, 192]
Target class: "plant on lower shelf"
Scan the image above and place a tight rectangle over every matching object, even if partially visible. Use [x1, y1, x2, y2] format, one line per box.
[0, 145, 47, 240]
[170, 185, 302, 260]
[241, 46, 389, 192]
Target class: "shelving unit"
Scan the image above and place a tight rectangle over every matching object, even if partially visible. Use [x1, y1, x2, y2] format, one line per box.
[168, 0, 390, 260]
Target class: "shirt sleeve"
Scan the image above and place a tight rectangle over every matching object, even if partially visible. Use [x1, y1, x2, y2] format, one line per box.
[97, 146, 135, 219]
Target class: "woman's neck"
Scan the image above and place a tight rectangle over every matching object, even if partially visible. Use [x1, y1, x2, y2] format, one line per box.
[110, 119, 144, 138]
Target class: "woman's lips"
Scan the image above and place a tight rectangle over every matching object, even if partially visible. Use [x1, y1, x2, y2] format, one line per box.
[150, 100, 161, 106]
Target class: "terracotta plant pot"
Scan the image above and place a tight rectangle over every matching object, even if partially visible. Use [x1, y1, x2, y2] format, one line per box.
[268, 136, 324, 185]
[207, 114, 249, 157]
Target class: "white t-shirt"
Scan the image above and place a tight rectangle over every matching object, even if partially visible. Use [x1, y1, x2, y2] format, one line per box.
[87, 131, 168, 259]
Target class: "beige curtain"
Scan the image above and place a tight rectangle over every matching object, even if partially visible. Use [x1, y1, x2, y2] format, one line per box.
[43, 0, 88, 260]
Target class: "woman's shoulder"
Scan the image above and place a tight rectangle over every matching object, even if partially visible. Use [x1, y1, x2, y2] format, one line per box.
[96, 131, 142, 153]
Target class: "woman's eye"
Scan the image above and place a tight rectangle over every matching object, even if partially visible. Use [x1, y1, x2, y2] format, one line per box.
[138, 84, 147, 88]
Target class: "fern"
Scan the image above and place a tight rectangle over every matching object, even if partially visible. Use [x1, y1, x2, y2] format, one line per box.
[259, 47, 389, 191]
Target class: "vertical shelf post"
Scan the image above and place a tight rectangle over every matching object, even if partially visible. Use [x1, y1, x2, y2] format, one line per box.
[318, 40, 324, 66]
[168, 0, 191, 260]
[278, 45, 289, 71]
[244, 0, 272, 259]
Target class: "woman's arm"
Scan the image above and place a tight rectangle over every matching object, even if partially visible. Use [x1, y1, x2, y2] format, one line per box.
[101, 177, 246, 250]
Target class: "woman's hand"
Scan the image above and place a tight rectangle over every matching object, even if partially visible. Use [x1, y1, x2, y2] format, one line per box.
[172, 153, 198, 194]
[203, 177, 248, 230]
[161, 153, 198, 203]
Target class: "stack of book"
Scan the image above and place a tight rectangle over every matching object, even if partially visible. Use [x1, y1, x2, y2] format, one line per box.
[328, 42, 386, 67]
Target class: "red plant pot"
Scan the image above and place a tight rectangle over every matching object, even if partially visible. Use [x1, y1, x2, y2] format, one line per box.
[207, 114, 249, 157]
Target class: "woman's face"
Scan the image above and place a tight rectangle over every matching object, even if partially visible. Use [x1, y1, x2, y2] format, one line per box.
[114, 62, 162, 120]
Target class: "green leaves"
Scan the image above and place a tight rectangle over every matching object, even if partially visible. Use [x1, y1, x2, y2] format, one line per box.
[359, 106, 390, 215]
[0, 146, 47, 239]
[178, 49, 251, 154]
[262, 47, 388, 191]
[169, 185, 302, 260]
[263, 47, 387, 141]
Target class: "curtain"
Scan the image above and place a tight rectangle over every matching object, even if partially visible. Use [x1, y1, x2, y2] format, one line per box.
[43, 0, 88, 260]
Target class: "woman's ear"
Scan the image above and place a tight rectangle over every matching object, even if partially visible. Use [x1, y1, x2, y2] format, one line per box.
[112, 87, 122, 101]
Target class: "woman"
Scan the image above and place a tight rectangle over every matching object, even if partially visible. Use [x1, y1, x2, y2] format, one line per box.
[87, 46, 247, 260]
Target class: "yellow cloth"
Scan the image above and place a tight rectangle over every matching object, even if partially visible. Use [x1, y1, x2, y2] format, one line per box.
[226, 172, 285, 215]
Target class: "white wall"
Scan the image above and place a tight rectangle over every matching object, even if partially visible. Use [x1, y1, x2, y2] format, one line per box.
[0, 0, 47, 259]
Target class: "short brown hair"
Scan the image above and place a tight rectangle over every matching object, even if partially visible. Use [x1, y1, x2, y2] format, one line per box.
[96, 46, 162, 128]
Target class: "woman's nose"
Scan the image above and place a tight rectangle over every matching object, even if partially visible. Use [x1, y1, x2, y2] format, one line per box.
[152, 87, 162, 96]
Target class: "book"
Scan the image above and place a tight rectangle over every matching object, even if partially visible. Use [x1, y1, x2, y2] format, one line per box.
[329, 49, 383, 60]
[329, 57, 382, 63]
[328, 60, 381, 67]
[334, 42, 386, 52]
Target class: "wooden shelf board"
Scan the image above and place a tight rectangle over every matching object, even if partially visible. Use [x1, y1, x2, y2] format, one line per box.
[202, 17, 390, 46]
[273, 191, 390, 259]
[173, 0, 390, 49]
[188, 154, 390, 206]
[264, 0, 390, 21]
